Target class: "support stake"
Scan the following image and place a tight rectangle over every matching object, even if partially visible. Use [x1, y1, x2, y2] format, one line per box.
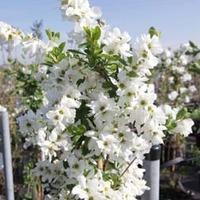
[0, 109, 15, 200]
[142, 145, 161, 200]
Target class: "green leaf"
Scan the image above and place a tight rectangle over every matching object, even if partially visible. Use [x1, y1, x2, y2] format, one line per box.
[45, 29, 60, 41]
[58, 42, 66, 51]
[67, 124, 87, 148]
[75, 100, 92, 128]
[102, 172, 122, 190]
[16, 68, 43, 111]
[166, 117, 177, 131]
[45, 42, 67, 65]
[68, 49, 86, 55]
[148, 27, 160, 38]
[189, 41, 198, 49]
[190, 108, 200, 120]
[92, 26, 101, 41]
[77, 78, 85, 86]
[189, 62, 200, 74]
[67, 124, 86, 136]
[127, 70, 138, 78]
[83, 27, 91, 38]
[176, 108, 190, 120]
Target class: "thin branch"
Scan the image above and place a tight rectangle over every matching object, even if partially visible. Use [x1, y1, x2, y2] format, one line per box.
[120, 157, 136, 177]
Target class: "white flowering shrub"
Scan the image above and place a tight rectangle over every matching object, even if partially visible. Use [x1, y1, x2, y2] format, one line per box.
[152, 41, 200, 163]
[0, 0, 196, 199]
[157, 42, 200, 134]
[156, 42, 200, 106]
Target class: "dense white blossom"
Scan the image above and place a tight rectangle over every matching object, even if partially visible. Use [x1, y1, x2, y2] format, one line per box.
[0, 0, 195, 199]
[158, 44, 198, 105]
[0, 21, 50, 68]
[102, 27, 131, 57]
[173, 118, 194, 137]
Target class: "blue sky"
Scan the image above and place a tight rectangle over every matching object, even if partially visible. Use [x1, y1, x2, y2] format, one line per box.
[0, 0, 200, 47]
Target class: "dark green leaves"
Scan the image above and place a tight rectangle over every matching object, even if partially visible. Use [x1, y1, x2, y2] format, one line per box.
[189, 108, 200, 120]
[16, 68, 43, 112]
[67, 124, 87, 148]
[189, 41, 198, 49]
[176, 107, 190, 120]
[189, 61, 200, 74]
[148, 27, 160, 38]
[67, 124, 86, 137]
[67, 124, 86, 142]
[75, 100, 91, 129]
[68, 49, 86, 56]
[173, 106, 200, 126]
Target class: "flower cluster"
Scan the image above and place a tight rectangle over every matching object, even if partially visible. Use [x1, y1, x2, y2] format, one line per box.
[18, 40, 164, 199]
[152, 42, 199, 143]
[156, 42, 199, 106]
[0, 0, 195, 200]
[0, 21, 48, 68]
[17, 2, 166, 198]
[160, 105, 194, 138]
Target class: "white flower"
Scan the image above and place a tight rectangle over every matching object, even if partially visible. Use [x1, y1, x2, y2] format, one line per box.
[181, 73, 192, 82]
[142, 119, 165, 144]
[134, 34, 162, 55]
[172, 66, 185, 74]
[168, 91, 178, 101]
[173, 118, 194, 137]
[67, 155, 87, 178]
[97, 131, 119, 157]
[0, 21, 23, 42]
[163, 49, 172, 58]
[180, 55, 189, 65]
[88, 92, 116, 116]
[103, 27, 131, 57]
[180, 87, 187, 94]
[72, 172, 110, 200]
[189, 85, 197, 93]
[133, 34, 161, 76]
[60, 0, 101, 26]
[46, 95, 80, 127]
[17, 110, 40, 137]
[184, 95, 190, 103]
[160, 104, 178, 120]
[33, 160, 57, 182]
[168, 76, 174, 84]
[14, 39, 47, 66]
[0, 22, 49, 68]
